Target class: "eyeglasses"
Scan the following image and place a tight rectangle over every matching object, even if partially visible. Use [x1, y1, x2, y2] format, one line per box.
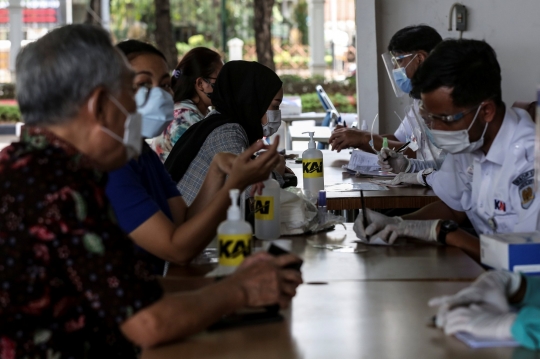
[418, 100, 482, 124]
[391, 53, 415, 68]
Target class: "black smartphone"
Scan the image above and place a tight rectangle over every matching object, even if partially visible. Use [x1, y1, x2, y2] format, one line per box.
[208, 311, 284, 331]
[267, 243, 303, 271]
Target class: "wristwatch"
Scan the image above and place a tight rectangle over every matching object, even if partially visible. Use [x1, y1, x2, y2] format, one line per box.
[437, 220, 459, 245]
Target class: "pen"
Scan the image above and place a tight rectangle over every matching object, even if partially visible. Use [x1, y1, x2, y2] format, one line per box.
[360, 190, 370, 242]
[396, 141, 411, 153]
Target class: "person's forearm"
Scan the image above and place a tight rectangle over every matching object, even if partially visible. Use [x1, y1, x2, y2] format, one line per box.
[121, 277, 245, 348]
[445, 228, 480, 262]
[159, 277, 216, 293]
[402, 200, 467, 223]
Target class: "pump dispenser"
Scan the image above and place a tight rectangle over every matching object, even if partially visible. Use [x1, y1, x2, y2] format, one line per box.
[217, 189, 253, 275]
[302, 132, 325, 196]
[255, 174, 281, 240]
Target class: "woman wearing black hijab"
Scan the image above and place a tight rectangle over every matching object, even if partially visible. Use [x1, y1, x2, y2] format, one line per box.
[165, 61, 285, 205]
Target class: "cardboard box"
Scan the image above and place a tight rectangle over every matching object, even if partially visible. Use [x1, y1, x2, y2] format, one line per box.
[480, 232, 540, 274]
[281, 96, 302, 116]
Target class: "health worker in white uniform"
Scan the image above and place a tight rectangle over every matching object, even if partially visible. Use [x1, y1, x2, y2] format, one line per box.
[353, 39, 539, 261]
[329, 25, 444, 176]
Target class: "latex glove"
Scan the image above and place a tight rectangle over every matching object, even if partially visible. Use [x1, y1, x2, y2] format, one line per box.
[353, 209, 402, 243]
[428, 270, 522, 328]
[444, 304, 517, 340]
[390, 172, 422, 186]
[378, 148, 411, 173]
[372, 219, 439, 244]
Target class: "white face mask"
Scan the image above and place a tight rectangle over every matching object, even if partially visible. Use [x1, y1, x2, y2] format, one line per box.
[262, 109, 282, 137]
[101, 95, 143, 160]
[136, 87, 174, 138]
[429, 105, 487, 154]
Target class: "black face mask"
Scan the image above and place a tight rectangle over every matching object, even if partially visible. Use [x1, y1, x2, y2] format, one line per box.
[202, 78, 215, 99]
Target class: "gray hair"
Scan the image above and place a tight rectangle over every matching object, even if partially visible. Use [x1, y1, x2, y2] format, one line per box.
[16, 24, 129, 126]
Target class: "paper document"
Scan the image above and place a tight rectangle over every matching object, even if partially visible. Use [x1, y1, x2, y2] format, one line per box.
[346, 150, 379, 170]
[325, 183, 388, 192]
[455, 332, 520, 349]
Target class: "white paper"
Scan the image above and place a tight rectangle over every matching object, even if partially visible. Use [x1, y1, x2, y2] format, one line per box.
[454, 332, 520, 349]
[346, 150, 380, 170]
[325, 183, 388, 192]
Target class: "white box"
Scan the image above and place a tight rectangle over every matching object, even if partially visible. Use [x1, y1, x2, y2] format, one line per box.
[480, 231, 540, 275]
[281, 96, 302, 116]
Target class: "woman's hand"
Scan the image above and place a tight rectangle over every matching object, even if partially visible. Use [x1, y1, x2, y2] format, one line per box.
[228, 136, 281, 190]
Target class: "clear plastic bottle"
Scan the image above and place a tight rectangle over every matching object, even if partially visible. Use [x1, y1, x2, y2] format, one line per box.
[255, 175, 281, 240]
[217, 189, 253, 275]
[302, 132, 325, 197]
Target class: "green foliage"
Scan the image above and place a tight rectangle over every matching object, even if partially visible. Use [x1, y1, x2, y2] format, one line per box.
[293, 0, 308, 45]
[188, 35, 207, 47]
[298, 93, 356, 113]
[0, 105, 21, 123]
[176, 42, 193, 57]
[0, 83, 15, 99]
[280, 74, 355, 96]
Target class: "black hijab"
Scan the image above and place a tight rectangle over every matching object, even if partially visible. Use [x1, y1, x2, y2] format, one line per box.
[165, 61, 283, 182]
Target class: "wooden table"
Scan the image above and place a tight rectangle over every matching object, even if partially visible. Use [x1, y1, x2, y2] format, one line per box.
[287, 150, 439, 210]
[143, 281, 527, 359]
[167, 224, 483, 282]
[145, 225, 532, 359]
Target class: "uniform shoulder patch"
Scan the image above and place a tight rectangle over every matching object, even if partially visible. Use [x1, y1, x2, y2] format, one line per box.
[512, 170, 535, 209]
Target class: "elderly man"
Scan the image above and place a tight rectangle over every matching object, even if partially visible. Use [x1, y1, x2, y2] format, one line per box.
[0, 25, 302, 358]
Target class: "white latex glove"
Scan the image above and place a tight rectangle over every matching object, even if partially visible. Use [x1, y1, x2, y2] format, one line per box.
[390, 172, 422, 185]
[428, 270, 522, 328]
[444, 304, 517, 340]
[377, 148, 411, 173]
[372, 219, 439, 244]
[353, 209, 402, 243]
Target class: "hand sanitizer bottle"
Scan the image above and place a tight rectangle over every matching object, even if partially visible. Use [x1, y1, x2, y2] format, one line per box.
[217, 189, 253, 275]
[255, 175, 281, 240]
[302, 132, 325, 197]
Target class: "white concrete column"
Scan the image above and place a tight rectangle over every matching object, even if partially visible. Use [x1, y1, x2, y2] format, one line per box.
[227, 38, 244, 61]
[8, 0, 23, 81]
[101, 0, 110, 30]
[66, 0, 73, 24]
[308, 0, 325, 76]
[355, 0, 379, 132]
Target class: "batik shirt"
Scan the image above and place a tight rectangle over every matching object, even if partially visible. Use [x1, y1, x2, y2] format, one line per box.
[152, 100, 205, 162]
[0, 127, 163, 359]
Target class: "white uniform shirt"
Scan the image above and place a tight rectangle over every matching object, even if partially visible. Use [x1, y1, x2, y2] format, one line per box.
[431, 107, 538, 235]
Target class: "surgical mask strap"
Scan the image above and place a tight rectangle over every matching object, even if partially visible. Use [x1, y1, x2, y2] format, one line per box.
[108, 94, 130, 117]
[467, 104, 484, 131]
[100, 126, 124, 143]
[401, 53, 418, 70]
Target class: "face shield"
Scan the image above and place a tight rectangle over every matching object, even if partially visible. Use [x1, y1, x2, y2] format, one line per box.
[410, 103, 446, 169]
[381, 52, 417, 98]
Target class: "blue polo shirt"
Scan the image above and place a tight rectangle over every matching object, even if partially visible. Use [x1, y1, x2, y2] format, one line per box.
[106, 145, 181, 274]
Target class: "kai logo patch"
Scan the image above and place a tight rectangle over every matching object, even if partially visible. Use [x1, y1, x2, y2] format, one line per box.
[254, 196, 274, 220]
[512, 170, 535, 209]
[494, 199, 506, 212]
[218, 234, 252, 266]
[302, 158, 323, 178]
